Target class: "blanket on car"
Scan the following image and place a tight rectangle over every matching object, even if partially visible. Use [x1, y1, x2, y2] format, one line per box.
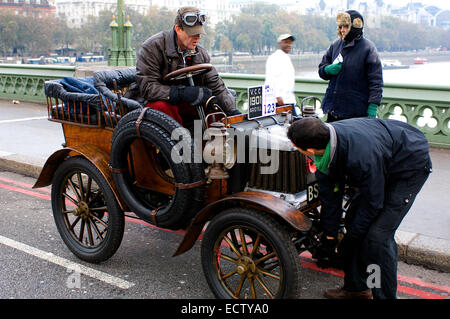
[60, 76, 98, 95]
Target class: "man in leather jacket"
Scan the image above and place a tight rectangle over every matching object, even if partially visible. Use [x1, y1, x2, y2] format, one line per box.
[136, 6, 239, 125]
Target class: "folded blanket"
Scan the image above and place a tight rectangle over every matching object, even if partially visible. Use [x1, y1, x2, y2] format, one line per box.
[60, 76, 98, 95]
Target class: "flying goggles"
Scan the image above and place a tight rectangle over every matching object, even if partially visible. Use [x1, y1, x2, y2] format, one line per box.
[182, 12, 207, 26]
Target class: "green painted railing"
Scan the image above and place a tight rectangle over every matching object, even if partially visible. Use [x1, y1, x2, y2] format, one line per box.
[221, 73, 450, 149]
[1, 65, 449, 148]
[0, 64, 75, 103]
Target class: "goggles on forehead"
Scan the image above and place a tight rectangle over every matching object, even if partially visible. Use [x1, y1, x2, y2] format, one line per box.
[182, 12, 207, 26]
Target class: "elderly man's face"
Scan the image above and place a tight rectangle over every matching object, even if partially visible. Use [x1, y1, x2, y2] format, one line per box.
[175, 25, 201, 51]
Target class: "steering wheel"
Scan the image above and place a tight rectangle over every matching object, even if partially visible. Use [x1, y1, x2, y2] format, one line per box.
[163, 63, 213, 82]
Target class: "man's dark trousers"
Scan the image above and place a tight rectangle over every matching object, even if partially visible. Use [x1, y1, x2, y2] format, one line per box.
[342, 168, 431, 299]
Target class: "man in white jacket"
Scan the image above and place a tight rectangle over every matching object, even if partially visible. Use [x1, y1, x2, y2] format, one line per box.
[265, 34, 297, 115]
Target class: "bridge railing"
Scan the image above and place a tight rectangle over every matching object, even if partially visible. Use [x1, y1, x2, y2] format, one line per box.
[0, 64, 76, 103]
[1, 65, 449, 148]
[221, 73, 450, 149]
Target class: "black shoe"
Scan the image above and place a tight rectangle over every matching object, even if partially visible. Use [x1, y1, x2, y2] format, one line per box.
[324, 287, 372, 299]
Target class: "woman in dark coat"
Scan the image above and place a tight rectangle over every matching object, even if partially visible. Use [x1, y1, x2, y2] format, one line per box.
[318, 10, 383, 122]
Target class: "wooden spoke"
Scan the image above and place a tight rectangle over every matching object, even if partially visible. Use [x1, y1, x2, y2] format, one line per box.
[234, 274, 246, 298]
[78, 219, 86, 242]
[76, 172, 84, 201]
[229, 230, 240, 253]
[257, 267, 280, 280]
[90, 214, 108, 228]
[255, 252, 276, 265]
[67, 178, 81, 202]
[62, 192, 78, 206]
[85, 177, 92, 202]
[239, 228, 248, 256]
[249, 233, 261, 258]
[69, 216, 81, 231]
[221, 269, 237, 280]
[86, 218, 94, 246]
[223, 235, 242, 257]
[255, 275, 274, 299]
[248, 277, 256, 299]
[219, 253, 238, 264]
[89, 217, 105, 241]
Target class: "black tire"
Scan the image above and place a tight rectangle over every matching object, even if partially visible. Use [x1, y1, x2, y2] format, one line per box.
[116, 108, 205, 204]
[118, 107, 180, 132]
[51, 157, 124, 263]
[201, 208, 302, 299]
[110, 111, 204, 230]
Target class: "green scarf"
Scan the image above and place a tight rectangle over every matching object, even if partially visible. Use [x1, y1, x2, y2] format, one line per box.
[313, 142, 331, 175]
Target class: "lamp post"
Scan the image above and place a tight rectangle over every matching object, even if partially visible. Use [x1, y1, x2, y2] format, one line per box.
[108, 15, 119, 66]
[124, 15, 136, 65]
[108, 0, 135, 66]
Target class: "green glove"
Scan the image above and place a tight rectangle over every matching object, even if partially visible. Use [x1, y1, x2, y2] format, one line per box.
[367, 103, 378, 118]
[324, 62, 342, 76]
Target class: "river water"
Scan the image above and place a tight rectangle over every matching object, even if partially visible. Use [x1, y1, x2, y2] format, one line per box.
[296, 60, 450, 86]
[295, 61, 450, 126]
[382, 61, 450, 86]
[219, 52, 450, 86]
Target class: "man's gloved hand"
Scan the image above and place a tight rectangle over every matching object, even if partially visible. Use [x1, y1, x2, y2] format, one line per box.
[315, 234, 338, 269]
[324, 62, 342, 76]
[169, 86, 212, 106]
[367, 103, 378, 118]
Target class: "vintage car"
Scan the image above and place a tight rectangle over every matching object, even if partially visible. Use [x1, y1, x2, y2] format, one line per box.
[33, 64, 347, 299]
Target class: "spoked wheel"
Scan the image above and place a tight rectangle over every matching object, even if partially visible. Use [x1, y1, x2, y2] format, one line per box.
[201, 208, 301, 299]
[51, 157, 124, 263]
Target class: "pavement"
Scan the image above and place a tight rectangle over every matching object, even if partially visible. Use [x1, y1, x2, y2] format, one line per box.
[0, 100, 449, 273]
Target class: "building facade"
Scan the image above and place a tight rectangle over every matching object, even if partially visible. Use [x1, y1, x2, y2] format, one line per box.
[55, 0, 151, 28]
[0, 0, 56, 18]
[151, 0, 254, 28]
[18, 0, 446, 30]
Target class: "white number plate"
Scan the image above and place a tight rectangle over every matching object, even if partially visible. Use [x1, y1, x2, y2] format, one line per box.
[247, 84, 276, 120]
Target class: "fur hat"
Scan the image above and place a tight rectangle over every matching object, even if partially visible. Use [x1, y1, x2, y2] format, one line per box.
[336, 10, 364, 41]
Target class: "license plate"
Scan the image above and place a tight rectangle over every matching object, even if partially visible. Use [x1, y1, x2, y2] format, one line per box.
[307, 181, 319, 205]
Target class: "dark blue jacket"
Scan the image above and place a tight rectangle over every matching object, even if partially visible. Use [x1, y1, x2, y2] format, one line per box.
[317, 118, 432, 238]
[318, 37, 383, 118]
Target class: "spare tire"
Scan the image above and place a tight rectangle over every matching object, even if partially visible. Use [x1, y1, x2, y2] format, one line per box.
[110, 108, 205, 230]
[117, 108, 205, 211]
